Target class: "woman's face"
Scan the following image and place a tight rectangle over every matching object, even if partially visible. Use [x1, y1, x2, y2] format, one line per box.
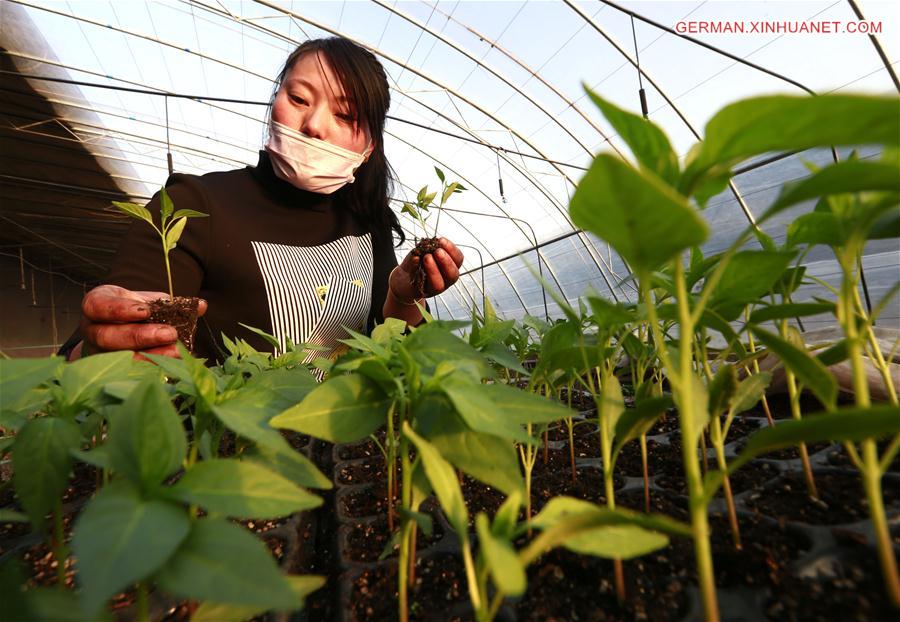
[271, 51, 371, 155]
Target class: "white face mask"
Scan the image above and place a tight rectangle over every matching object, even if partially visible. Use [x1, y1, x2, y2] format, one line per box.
[265, 120, 372, 194]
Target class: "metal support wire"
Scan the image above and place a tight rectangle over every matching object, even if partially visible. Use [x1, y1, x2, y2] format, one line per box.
[455, 244, 487, 315]
[630, 15, 648, 118]
[165, 95, 174, 176]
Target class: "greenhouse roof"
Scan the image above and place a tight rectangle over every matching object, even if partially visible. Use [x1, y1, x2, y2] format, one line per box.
[1, 0, 898, 325]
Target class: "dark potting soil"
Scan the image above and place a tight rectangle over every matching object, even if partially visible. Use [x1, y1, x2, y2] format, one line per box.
[460, 477, 509, 525]
[20, 512, 77, 590]
[282, 430, 310, 451]
[148, 296, 199, 352]
[529, 447, 595, 479]
[515, 547, 689, 622]
[545, 418, 594, 442]
[555, 387, 596, 411]
[263, 533, 288, 564]
[764, 541, 897, 622]
[61, 461, 100, 504]
[648, 410, 681, 436]
[655, 460, 781, 496]
[733, 438, 832, 461]
[411, 237, 441, 298]
[337, 429, 387, 461]
[530, 467, 624, 513]
[723, 415, 763, 441]
[614, 439, 684, 479]
[343, 513, 444, 563]
[743, 471, 900, 525]
[736, 391, 828, 421]
[337, 457, 388, 486]
[615, 489, 811, 590]
[616, 488, 689, 521]
[340, 484, 392, 519]
[238, 516, 291, 535]
[348, 552, 467, 621]
[825, 438, 900, 473]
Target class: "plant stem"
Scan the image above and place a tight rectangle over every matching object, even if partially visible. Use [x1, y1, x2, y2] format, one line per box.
[640, 434, 650, 513]
[398, 432, 412, 622]
[137, 582, 149, 622]
[840, 250, 900, 606]
[710, 416, 741, 549]
[160, 232, 174, 300]
[780, 320, 819, 499]
[674, 261, 720, 622]
[53, 500, 67, 588]
[387, 402, 396, 532]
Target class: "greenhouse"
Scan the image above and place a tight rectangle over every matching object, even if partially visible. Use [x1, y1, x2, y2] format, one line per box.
[0, 0, 898, 620]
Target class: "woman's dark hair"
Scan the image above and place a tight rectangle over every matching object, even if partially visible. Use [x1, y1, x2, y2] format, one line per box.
[268, 37, 404, 246]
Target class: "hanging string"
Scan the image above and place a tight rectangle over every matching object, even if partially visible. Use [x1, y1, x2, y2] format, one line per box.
[19, 248, 26, 289]
[496, 149, 507, 204]
[30, 270, 37, 306]
[165, 95, 174, 176]
[630, 15, 648, 119]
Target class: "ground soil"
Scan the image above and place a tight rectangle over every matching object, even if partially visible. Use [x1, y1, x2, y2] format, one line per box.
[655, 460, 781, 496]
[348, 552, 468, 621]
[343, 513, 444, 564]
[764, 540, 897, 621]
[148, 296, 199, 352]
[339, 484, 392, 519]
[743, 471, 900, 525]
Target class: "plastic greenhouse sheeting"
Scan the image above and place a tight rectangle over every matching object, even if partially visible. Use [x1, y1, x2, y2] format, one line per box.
[1, 0, 897, 325]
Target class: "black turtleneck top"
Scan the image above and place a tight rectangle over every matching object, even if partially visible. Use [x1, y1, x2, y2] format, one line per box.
[102, 151, 398, 362]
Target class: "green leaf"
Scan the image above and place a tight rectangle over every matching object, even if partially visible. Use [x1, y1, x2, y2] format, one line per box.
[415, 393, 523, 496]
[165, 217, 188, 251]
[441, 182, 459, 206]
[434, 167, 445, 183]
[481, 382, 577, 426]
[729, 406, 900, 474]
[599, 373, 625, 442]
[570, 153, 708, 273]
[172, 208, 209, 220]
[441, 381, 534, 445]
[816, 339, 848, 367]
[708, 365, 738, 418]
[611, 397, 673, 461]
[710, 251, 796, 315]
[106, 378, 186, 490]
[244, 442, 331, 490]
[683, 95, 900, 193]
[492, 490, 522, 540]
[112, 201, 153, 225]
[0, 357, 62, 409]
[12, 416, 82, 530]
[481, 342, 528, 374]
[584, 86, 679, 186]
[403, 422, 469, 535]
[0, 509, 28, 522]
[764, 160, 900, 221]
[400, 507, 434, 538]
[165, 460, 321, 519]
[403, 322, 492, 378]
[270, 374, 390, 443]
[748, 302, 835, 324]
[239, 323, 282, 350]
[752, 327, 837, 410]
[190, 576, 325, 622]
[787, 212, 844, 248]
[476, 513, 526, 596]
[159, 187, 174, 221]
[59, 351, 133, 410]
[674, 375, 709, 450]
[27, 588, 110, 622]
[729, 372, 772, 416]
[156, 519, 298, 610]
[72, 480, 189, 617]
[587, 295, 634, 332]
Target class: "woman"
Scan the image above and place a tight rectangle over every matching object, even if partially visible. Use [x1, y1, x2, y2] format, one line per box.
[65, 37, 463, 363]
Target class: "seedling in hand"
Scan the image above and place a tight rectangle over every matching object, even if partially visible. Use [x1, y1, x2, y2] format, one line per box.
[112, 187, 208, 350]
[401, 167, 466, 298]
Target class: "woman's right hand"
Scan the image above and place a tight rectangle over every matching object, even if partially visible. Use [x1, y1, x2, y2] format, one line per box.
[76, 284, 207, 360]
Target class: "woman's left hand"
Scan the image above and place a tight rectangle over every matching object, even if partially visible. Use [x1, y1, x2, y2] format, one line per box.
[391, 238, 464, 301]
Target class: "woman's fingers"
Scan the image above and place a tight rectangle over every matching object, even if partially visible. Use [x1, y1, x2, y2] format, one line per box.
[83, 322, 178, 352]
[432, 247, 460, 284]
[423, 253, 446, 294]
[438, 238, 464, 267]
[133, 344, 181, 362]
